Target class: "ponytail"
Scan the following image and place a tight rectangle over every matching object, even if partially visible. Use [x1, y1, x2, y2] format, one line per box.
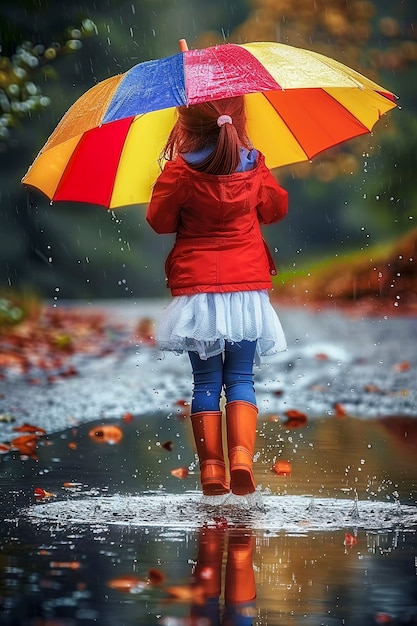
[163, 96, 252, 175]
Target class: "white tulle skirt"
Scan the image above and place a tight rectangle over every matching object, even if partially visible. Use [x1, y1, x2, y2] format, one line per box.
[156, 290, 287, 363]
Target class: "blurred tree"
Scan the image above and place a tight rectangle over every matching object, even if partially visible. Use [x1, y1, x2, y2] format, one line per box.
[0, 3, 97, 151]
[222, 0, 417, 263]
[0, 0, 252, 299]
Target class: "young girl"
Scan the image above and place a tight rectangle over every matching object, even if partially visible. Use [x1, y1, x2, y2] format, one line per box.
[146, 96, 288, 497]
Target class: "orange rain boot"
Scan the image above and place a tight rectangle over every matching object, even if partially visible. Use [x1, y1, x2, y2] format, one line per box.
[226, 401, 258, 496]
[190, 411, 230, 496]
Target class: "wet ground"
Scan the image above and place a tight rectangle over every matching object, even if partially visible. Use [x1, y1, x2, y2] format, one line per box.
[0, 300, 416, 625]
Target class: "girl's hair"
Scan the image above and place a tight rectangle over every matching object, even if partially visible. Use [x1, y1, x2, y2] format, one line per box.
[163, 96, 252, 175]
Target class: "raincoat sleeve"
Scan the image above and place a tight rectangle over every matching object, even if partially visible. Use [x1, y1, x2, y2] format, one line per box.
[256, 158, 288, 225]
[146, 161, 186, 234]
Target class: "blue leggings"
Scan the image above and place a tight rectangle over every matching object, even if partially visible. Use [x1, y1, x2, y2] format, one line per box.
[188, 340, 257, 413]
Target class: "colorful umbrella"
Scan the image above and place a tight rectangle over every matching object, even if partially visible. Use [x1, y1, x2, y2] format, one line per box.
[22, 39, 397, 209]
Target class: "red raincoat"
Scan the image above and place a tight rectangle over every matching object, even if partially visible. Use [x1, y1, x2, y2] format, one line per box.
[146, 152, 288, 296]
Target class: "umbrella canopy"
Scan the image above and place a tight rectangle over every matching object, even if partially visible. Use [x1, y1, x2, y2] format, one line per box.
[22, 40, 397, 209]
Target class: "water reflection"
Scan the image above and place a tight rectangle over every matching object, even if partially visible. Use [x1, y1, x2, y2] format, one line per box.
[187, 525, 256, 626]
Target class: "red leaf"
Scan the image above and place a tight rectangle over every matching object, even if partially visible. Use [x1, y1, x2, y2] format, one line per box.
[344, 532, 358, 546]
[284, 409, 308, 428]
[393, 361, 410, 372]
[34, 487, 55, 498]
[148, 568, 165, 585]
[272, 460, 292, 476]
[334, 403, 347, 418]
[175, 399, 190, 407]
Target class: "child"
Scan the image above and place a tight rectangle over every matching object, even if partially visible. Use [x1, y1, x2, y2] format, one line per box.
[146, 96, 288, 496]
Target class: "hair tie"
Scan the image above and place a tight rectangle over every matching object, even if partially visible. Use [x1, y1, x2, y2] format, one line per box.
[217, 115, 232, 127]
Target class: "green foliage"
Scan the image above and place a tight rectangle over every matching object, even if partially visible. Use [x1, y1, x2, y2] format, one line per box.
[364, 110, 417, 230]
[0, 16, 96, 149]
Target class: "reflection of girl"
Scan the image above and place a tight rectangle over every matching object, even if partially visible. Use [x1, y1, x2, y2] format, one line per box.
[147, 96, 288, 497]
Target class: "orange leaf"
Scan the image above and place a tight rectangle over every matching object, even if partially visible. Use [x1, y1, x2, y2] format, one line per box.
[170, 467, 189, 479]
[0, 443, 10, 453]
[272, 460, 292, 476]
[88, 424, 123, 444]
[68, 442, 77, 450]
[122, 412, 134, 423]
[107, 575, 148, 592]
[284, 409, 308, 428]
[13, 422, 46, 435]
[11, 434, 38, 457]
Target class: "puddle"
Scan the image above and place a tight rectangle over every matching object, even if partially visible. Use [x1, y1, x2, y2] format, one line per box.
[1, 411, 417, 625]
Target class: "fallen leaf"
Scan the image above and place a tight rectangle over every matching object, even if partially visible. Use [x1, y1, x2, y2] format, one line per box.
[315, 352, 329, 360]
[162, 440, 173, 451]
[10, 434, 38, 458]
[334, 403, 347, 418]
[272, 460, 292, 476]
[284, 409, 308, 428]
[107, 575, 148, 593]
[135, 317, 156, 345]
[364, 384, 382, 393]
[393, 361, 410, 372]
[0, 443, 10, 453]
[344, 532, 358, 546]
[170, 467, 189, 479]
[148, 568, 165, 585]
[34, 487, 55, 499]
[122, 412, 134, 423]
[88, 424, 123, 444]
[13, 422, 46, 435]
[175, 399, 190, 407]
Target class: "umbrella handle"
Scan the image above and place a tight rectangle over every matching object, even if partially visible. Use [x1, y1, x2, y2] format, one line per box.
[179, 39, 188, 52]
